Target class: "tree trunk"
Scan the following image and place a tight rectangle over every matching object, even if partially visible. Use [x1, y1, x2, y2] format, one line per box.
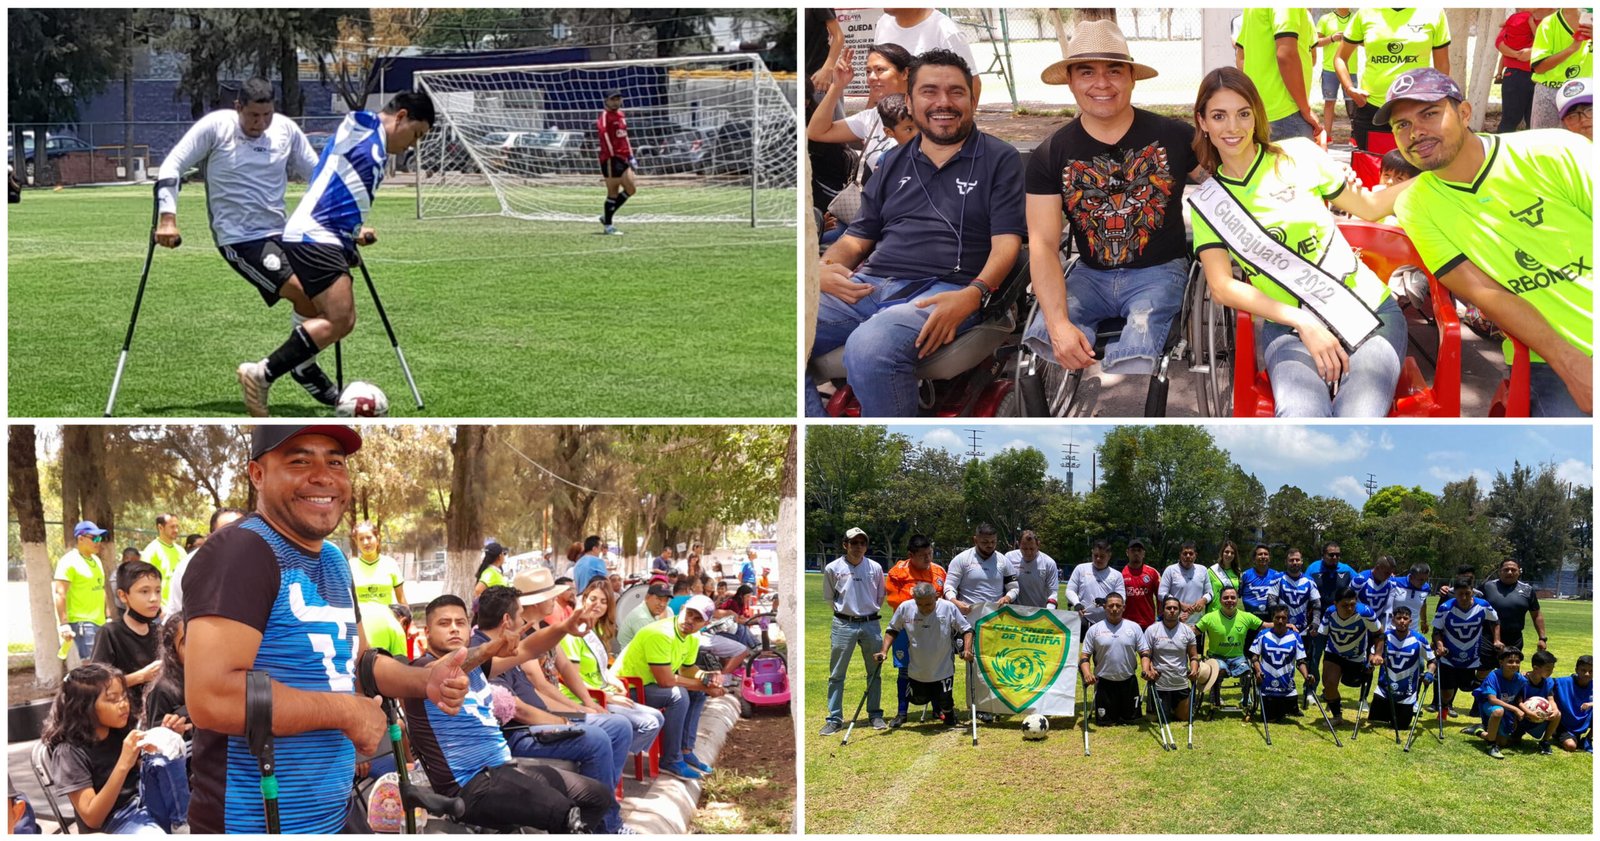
[11, 426, 64, 688]
[280, 34, 304, 117]
[1049, 10, 1072, 58]
[775, 426, 798, 812]
[62, 427, 115, 556]
[445, 426, 489, 600]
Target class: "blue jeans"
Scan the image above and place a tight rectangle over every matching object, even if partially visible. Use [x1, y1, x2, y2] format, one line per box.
[506, 722, 626, 833]
[826, 617, 883, 722]
[640, 684, 707, 760]
[71, 621, 101, 660]
[102, 797, 165, 835]
[1321, 69, 1356, 105]
[1529, 362, 1587, 417]
[1260, 296, 1405, 417]
[1023, 256, 1188, 375]
[136, 749, 189, 832]
[604, 697, 665, 755]
[1269, 112, 1316, 141]
[811, 273, 983, 416]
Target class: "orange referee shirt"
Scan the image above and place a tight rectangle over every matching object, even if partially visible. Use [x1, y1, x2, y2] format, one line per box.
[885, 559, 948, 610]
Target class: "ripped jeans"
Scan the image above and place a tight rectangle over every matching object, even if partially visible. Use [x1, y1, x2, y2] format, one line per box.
[1024, 257, 1188, 375]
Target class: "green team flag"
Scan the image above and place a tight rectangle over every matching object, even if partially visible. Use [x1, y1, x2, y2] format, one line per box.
[970, 603, 1082, 715]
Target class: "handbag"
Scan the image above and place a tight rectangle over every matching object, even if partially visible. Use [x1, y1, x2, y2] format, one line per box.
[826, 147, 866, 225]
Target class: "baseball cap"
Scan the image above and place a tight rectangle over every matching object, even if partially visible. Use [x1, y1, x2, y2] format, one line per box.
[73, 520, 107, 537]
[1374, 68, 1464, 127]
[681, 594, 716, 621]
[1128, 537, 1147, 549]
[844, 527, 868, 541]
[605, 90, 624, 99]
[1557, 78, 1592, 119]
[646, 583, 673, 598]
[250, 425, 363, 460]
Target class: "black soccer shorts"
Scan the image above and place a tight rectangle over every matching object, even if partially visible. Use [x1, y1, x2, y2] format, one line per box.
[219, 236, 296, 305]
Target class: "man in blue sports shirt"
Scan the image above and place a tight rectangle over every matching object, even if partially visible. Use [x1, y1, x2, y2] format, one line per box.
[236, 91, 434, 416]
[1431, 576, 1501, 719]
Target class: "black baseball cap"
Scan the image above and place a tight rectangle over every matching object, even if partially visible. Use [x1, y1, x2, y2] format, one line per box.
[250, 425, 363, 460]
[1375, 68, 1464, 127]
[605, 90, 624, 99]
[1128, 537, 1147, 549]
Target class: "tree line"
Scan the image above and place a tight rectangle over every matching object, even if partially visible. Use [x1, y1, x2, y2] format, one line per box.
[806, 425, 1591, 586]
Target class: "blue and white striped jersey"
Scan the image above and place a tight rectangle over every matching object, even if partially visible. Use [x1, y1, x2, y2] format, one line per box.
[1269, 574, 1320, 629]
[1430, 597, 1499, 668]
[1380, 630, 1434, 705]
[1319, 603, 1381, 660]
[1250, 629, 1305, 697]
[405, 651, 511, 796]
[284, 110, 387, 247]
[1353, 571, 1400, 625]
[1240, 567, 1283, 612]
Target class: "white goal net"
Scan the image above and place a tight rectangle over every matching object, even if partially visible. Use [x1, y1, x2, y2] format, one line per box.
[413, 54, 796, 226]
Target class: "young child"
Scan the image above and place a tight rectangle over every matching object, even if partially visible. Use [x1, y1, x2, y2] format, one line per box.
[139, 611, 191, 741]
[89, 560, 164, 720]
[1368, 605, 1436, 731]
[43, 662, 188, 833]
[1552, 654, 1593, 752]
[876, 93, 917, 148]
[1520, 649, 1564, 754]
[1472, 647, 1532, 759]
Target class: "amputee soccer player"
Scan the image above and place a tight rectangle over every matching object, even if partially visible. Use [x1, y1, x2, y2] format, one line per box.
[155, 77, 342, 406]
[236, 91, 434, 417]
[597, 91, 637, 236]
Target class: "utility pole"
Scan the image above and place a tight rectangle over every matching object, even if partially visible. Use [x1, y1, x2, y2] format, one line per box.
[1062, 442, 1080, 497]
[964, 429, 984, 462]
[1363, 473, 1378, 497]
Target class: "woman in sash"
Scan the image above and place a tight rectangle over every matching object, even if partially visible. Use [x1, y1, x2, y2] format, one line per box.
[1189, 67, 1413, 417]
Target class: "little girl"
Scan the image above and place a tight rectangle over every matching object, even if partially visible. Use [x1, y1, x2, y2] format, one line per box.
[42, 662, 188, 834]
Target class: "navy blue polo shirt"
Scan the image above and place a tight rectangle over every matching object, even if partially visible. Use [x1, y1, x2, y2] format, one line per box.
[846, 129, 1026, 284]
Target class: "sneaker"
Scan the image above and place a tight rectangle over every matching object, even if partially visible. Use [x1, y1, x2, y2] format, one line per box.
[1488, 745, 1504, 760]
[1539, 742, 1553, 755]
[290, 363, 340, 406]
[888, 714, 906, 729]
[237, 360, 272, 417]
[818, 720, 843, 736]
[603, 225, 623, 236]
[869, 715, 888, 730]
[1442, 707, 1457, 719]
[941, 714, 959, 728]
[1461, 725, 1487, 737]
[660, 759, 703, 780]
[683, 752, 713, 774]
[976, 711, 995, 723]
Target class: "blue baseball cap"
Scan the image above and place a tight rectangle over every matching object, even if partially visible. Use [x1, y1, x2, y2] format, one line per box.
[1375, 68, 1464, 127]
[73, 520, 107, 537]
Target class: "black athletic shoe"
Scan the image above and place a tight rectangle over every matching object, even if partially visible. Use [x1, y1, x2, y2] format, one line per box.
[1539, 741, 1553, 755]
[291, 363, 341, 406]
[888, 714, 906, 729]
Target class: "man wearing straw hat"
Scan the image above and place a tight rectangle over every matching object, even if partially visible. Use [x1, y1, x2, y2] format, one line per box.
[1021, 19, 1202, 380]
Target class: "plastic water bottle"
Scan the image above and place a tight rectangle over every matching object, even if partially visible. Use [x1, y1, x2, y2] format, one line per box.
[763, 682, 773, 696]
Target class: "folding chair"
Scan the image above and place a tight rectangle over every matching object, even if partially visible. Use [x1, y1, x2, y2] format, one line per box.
[28, 741, 72, 833]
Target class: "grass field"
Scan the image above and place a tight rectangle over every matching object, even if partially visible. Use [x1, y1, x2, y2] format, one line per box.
[8, 183, 795, 417]
[803, 577, 1594, 834]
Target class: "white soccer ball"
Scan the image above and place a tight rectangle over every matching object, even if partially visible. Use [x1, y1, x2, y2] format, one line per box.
[1021, 713, 1050, 740]
[1524, 696, 1555, 721]
[336, 381, 390, 417]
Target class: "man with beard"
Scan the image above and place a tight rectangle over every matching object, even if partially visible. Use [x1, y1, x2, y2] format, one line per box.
[1382, 67, 1591, 416]
[1021, 20, 1202, 381]
[806, 49, 1024, 416]
[944, 523, 1018, 615]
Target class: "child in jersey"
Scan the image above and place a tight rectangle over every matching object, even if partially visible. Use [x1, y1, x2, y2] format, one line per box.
[1552, 654, 1593, 752]
[1519, 649, 1563, 754]
[1367, 604, 1435, 730]
[1472, 647, 1535, 759]
[1250, 605, 1310, 722]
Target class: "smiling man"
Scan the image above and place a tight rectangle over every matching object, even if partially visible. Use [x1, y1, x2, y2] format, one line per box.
[182, 425, 473, 833]
[1382, 67, 1592, 416]
[806, 49, 1024, 417]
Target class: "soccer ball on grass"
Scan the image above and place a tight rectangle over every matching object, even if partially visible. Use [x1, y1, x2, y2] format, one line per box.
[336, 381, 390, 417]
[1021, 713, 1050, 740]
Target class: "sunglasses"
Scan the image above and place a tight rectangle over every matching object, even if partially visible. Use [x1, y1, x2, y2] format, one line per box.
[83, 534, 104, 543]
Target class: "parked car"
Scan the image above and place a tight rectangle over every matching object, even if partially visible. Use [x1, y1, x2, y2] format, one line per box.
[634, 128, 712, 175]
[509, 129, 594, 171]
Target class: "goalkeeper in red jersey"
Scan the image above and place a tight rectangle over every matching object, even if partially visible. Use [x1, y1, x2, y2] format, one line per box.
[597, 91, 637, 235]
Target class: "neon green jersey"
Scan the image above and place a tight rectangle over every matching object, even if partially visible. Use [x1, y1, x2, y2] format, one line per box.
[1343, 8, 1450, 107]
[53, 549, 107, 625]
[359, 601, 409, 657]
[1317, 10, 1358, 73]
[1532, 11, 1593, 89]
[478, 565, 507, 588]
[616, 617, 699, 687]
[1192, 138, 1389, 315]
[351, 553, 405, 605]
[1394, 130, 1592, 364]
[559, 633, 610, 702]
[141, 538, 182, 604]
[1239, 8, 1317, 122]
[1195, 609, 1263, 659]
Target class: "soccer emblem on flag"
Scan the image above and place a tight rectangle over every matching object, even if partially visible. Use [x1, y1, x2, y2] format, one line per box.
[973, 606, 1074, 713]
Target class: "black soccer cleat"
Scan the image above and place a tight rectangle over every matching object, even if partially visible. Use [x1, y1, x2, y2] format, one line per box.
[291, 363, 341, 406]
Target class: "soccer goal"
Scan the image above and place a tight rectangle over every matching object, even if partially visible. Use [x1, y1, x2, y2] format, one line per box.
[413, 54, 796, 227]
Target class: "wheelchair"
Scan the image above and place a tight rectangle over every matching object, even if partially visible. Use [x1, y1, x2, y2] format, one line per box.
[809, 250, 1033, 417]
[1200, 659, 1259, 722]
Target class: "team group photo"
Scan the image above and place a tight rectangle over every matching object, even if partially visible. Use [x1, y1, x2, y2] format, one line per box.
[803, 7, 1591, 418]
[9, 8, 799, 418]
[803, 423, 1592, 834]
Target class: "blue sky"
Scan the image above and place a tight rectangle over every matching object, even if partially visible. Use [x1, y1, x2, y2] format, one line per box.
[882, 424, 1592, 503]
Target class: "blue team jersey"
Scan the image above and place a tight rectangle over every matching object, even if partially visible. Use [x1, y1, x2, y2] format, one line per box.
[191, 517, 359, 834]
[407, 651, 511, 795]
[1475, 667, 1530, 707]
[1240, 568, 1283, 612]
[1380, 630, 1433, 705]
[1250, 629, 1305, 697]
[1319, 603, 1380, 660]
[1271, 574, 1320, 629]
[1431, 597, 1499, 668]
[1353, 571, 1399, 622]
[284, 110, 387, 247]
[1551, 675, 1592, 735]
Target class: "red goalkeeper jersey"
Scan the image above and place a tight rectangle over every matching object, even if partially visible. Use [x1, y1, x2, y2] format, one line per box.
[598, 109, 631, 162]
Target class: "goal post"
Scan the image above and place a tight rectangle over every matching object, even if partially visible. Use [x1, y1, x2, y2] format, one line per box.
[412, 53, 796, 227]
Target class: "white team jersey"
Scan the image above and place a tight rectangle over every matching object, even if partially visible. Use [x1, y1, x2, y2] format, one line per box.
[156, 110, 318, 246]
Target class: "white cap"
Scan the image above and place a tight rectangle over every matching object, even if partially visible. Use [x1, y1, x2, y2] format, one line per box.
[844, 527, 868, 540]
[681, 594, 716, 622]
[1557, 78, 1592, 119]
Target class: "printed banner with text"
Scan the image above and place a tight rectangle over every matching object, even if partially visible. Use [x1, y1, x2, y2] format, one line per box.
[969, 603, 1082, 716]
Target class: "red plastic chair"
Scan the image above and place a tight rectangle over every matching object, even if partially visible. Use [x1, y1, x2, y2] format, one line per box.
[1351, 149, 1383, 190]
[618, 677, 661, 779]
[1232, 221, 1461, 417]
[1488, 337, 1533, 417]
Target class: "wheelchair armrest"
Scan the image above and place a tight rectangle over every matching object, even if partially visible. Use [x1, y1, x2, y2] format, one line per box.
[981, 249, 1032, 321]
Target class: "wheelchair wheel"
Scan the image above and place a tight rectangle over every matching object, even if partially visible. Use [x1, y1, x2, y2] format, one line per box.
[1184, 264, 1234, 416]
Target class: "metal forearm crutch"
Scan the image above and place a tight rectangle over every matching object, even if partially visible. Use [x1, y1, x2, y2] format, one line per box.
[354, 250, 423, 409]
[106, 181, 178, 416]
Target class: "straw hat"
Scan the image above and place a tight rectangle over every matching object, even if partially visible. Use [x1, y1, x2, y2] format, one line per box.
[1041, 19, 1159, 85]
[512, 567, 571, 606]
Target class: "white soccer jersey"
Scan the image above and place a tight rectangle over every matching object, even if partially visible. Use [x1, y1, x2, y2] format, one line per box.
[156, 110, 318, 246]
